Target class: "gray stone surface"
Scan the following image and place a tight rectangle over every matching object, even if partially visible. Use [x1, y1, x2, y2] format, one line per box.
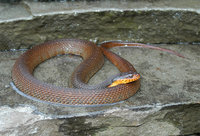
[0, 0, 200, 135]
[0, 0, 200, 50]
[0, 3, 31, 22]
[0, 43, 200, 135]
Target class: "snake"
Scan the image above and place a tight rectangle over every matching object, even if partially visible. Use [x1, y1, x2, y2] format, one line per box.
[11, 39, 184, 106]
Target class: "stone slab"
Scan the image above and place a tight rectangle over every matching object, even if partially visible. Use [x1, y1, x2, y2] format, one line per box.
[0, 0, 200, 50]
[0, 0, 200, 135]
[0, 43, 199, 135]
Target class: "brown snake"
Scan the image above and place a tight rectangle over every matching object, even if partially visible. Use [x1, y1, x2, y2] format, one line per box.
[11, 39, 183, 106]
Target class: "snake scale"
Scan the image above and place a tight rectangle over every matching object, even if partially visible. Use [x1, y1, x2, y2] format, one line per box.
[12, 39, 183, 106]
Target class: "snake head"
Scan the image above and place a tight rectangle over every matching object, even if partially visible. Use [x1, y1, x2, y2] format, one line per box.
[108, 72, 140, 87]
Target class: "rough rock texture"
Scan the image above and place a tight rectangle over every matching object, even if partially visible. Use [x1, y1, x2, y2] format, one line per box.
[1, 0, 200, 50]
[0, 0, 200, 136]
[1, 44, 200, 135]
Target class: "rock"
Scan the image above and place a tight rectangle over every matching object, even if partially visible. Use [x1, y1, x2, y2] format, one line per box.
[0, 0, 200, 50]
[0, 0, 200, 135]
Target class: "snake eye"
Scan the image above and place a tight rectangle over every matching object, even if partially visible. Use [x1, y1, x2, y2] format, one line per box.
[112, 72, 139, 81]
[109, 72, 140, 87]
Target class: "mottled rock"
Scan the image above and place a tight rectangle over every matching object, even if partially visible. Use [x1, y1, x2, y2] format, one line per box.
[0, 0, 200, 50]
[0, 0, 200, 135]
[0, 44, 200, 135]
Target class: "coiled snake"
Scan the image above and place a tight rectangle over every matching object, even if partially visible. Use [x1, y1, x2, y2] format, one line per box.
[11, 39, 183, 106]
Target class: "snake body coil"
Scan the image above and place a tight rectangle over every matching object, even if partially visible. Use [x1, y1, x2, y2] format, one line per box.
[12, 39, 140, 106]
